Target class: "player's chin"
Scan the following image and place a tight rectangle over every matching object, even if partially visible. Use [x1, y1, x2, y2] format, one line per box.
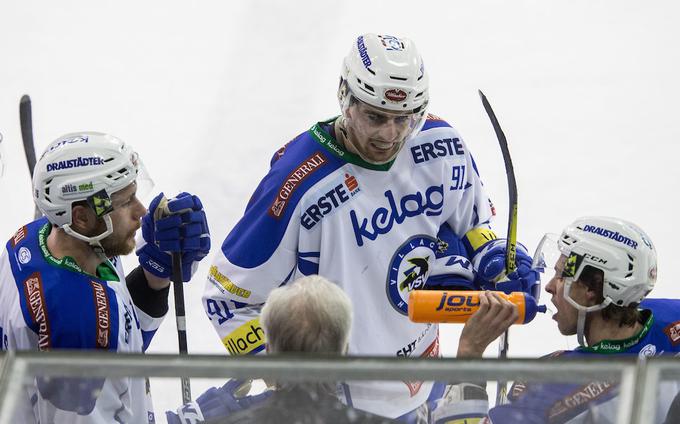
[366, 144, 400, 162]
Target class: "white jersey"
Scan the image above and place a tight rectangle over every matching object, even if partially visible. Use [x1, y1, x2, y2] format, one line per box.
[203, 116, 495, 418]
[0, 219, 164, 424]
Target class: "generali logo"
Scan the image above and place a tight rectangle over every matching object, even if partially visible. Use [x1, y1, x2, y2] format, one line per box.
[90, 281, 110, 349]
[11, 226, 27, 247]
[269, 152, 327, 218]
[665, 321, 680, 346]
[384, 88, 407, 102]
[23, 272, 51, 351]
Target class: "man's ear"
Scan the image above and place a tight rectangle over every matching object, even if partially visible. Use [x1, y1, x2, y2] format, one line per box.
[71, 204, 95, 232]
[584, 285, 600, 306]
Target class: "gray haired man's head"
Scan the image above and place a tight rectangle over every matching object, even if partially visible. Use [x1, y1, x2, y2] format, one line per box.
[261, 275, 353, 354]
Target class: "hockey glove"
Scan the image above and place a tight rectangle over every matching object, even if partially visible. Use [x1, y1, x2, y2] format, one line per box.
[166, 379, 272, 424]
[425, 223, 478, 290]
[136, 192, 211, 282]
[472, 239, 540, 299]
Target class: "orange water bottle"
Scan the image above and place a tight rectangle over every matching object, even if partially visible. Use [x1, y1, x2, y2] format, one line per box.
[408, 290, 546, 324]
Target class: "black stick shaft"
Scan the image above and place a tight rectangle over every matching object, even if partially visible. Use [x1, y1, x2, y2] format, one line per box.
[19, 95, 41, 220]
[479, 90, 518, 407]
[171, 252, 191, 404]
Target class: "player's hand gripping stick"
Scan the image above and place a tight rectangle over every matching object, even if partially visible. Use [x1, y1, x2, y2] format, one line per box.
[409, 291, 546, 324]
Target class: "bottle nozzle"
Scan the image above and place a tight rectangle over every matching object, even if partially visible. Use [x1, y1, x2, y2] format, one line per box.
[538, 304, 548, 314]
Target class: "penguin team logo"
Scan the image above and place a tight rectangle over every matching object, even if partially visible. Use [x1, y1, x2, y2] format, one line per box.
[387, 235, 437, 315]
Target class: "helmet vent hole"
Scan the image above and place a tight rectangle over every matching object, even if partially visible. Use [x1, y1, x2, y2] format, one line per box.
[366, 67, 375, 76]
[55, 210, 65, 217]
[415, 92, 423, 98]
[628, 263, 634, 271]
[389, 76, 407, 81]
[625, 272, 633, 278]
[363, 83, 375, 93]
[103, 157, 114, 163]
[45, 187, 50, 196]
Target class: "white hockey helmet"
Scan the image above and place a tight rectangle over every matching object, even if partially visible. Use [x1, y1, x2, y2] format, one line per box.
[533, 216, 656, 346]
[557, 216, 656, 308]
[339, 33, 429, 114]
[33, 132, 150, 246]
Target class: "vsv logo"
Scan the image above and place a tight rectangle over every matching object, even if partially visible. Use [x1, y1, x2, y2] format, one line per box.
[350, 185, 444, 246]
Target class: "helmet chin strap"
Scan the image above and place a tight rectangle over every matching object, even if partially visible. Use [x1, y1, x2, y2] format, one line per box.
[62, 214, 114, 260]
[564, 278, 612, 346]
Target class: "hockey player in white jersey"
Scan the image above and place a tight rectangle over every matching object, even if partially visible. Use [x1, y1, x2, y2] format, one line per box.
[0, 132, 210, 423]
[203, 33, 539, 420]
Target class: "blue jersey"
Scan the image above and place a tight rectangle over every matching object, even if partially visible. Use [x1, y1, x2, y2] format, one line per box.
[488, 298, 680, 424]
[0, 218, 165, 424]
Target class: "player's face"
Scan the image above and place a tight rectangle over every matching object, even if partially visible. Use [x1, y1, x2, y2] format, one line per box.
[344, 101, 419, 164]
[99, 182, 146, 257]
[544, 255, 590, 335]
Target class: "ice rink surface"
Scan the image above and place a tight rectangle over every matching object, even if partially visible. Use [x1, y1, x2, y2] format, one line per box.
[1, 0, 679, 417]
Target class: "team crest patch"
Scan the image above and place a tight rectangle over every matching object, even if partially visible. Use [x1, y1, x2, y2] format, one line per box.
[387, 235, 437, 315]
[269, 152, 327, 218]
[664, 321, 680, 346]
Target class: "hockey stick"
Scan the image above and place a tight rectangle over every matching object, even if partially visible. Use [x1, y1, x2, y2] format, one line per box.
[19, 95, 41, 220]
[155, 198, 192, 404]
[478, 90, 518, 406]
[171, 252, 192, 404]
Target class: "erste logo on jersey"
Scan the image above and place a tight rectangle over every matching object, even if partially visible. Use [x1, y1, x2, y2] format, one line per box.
[301, 173, 361, 230]
[410, 137, 465, 165]
[387, 235, 438, 315]
[269, 152, 327, 218]
[350, 185, 443, 247]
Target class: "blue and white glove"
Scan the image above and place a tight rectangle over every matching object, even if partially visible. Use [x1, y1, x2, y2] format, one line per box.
[136, 192, 211, 282]
[426, 223, 478, 290]
[472, 239, 540, 299]
[166, 379, 272, 424]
